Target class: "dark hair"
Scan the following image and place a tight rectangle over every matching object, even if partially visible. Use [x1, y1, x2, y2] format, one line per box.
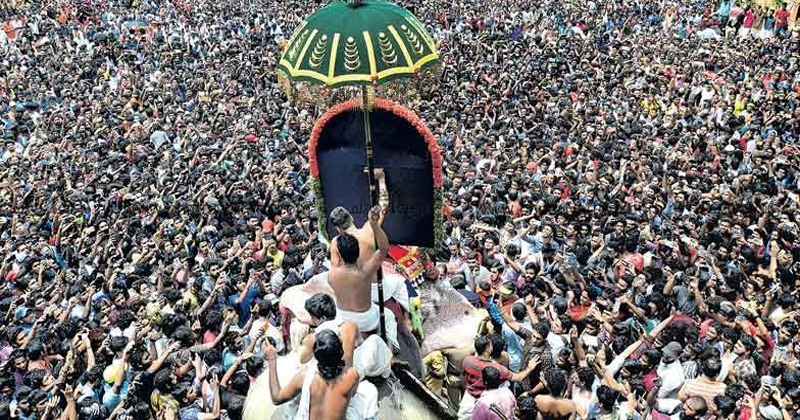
[129, 346, 150, 371]
[511, 303, 527, 321]
[517, 395, 538, 420]
[173, 325, 194, 346]
[533, 322, 550, 338]
[5, 326, 22, 344]
[314, 330, 345, 380]
[153, 369, 174, 392]
[482, 366, 503, 390]
[544, 369, 568, 396]
[786, 388, 800, 406]
[641, 349, 662, 368]
[714, 395, 736, 417]
[164, 288, 182, 303]
[230, 371, 250, 395]
[336, 233, 359, 265]
[701, 358, 722, 379]
[724, 383, 746, 401]
[782, 370, 800, 392]
[27, 340, 43, 360]
[128, 401, 151, 419]
[597, 385, 620, 411]
[0, 375, 14, 392]
[489, 334, 506, 359]
[202, 310, 224, 331]
[203, 349, 222, 367]
[23, 369, 46, 388]
[475, 335, 492, 356]
[116, 309, 134, 329]
[575, 366, 595, 389]
[85, 366, 103, 384]
[258, 300, 273, 317]
[741, 373, 760, 393]
[450, 274, 467, 290]
[245, 355, 265, 377]
[305, 293, 336, 322]
[686, 396, 708, 416]
[171, 382, 193, 402]
[782, 320, 799, 335]
[620, 359, 644, 376]
[739, 335, 757, 352]
[227, 395, 246, 420]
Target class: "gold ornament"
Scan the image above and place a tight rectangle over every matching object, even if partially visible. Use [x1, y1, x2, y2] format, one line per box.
[400, 24, 424, 55]
[308, 35, 328, 69]
[378, 32, 398, 66]
[344, 36, 361, 71]
[287, 29, 309, 62]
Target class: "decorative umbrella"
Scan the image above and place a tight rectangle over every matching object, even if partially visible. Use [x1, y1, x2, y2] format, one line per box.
[277, 0, 440, 105]
[277, 0, 440, 342]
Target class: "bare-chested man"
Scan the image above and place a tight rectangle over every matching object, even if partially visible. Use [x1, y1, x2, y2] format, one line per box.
[329, 168, 388, 271]
[266, 328, 377, 420]
[299, 293, 392, 378]
[327, 205, 398, 348]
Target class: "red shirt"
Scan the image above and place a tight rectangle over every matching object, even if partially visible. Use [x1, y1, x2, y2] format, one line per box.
[643, 369, 659, 392]
[508, 201, 522, 218]
[568, 305, 590, 322]
[462, 356, 512, 398]
[203, 330, 217, 344]
[776, 9, 790, 27]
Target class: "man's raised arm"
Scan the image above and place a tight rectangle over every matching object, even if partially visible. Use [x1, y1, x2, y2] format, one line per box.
[363, 206, 389, 277]
[370, 205, 389, 256]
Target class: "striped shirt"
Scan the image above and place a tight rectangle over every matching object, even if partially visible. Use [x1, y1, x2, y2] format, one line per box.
[679, 377, 726, 411]
[463, 356, 512, 398]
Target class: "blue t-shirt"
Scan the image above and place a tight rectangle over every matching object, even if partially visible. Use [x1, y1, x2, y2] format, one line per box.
[227, 285, 262, 327]
[502, 324, 523, 371]
[222, 348, 238, 372]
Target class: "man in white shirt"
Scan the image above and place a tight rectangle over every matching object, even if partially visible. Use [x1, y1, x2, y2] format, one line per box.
[248, 300, 285, 353]
[655, 341, 687, 415]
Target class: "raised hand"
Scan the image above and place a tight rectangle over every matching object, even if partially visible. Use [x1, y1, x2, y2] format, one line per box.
[368, 205, 385, 226]
[262, 337, 278, 361]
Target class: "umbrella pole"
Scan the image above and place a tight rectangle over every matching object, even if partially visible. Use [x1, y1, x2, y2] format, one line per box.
[362, 86, 387, 343]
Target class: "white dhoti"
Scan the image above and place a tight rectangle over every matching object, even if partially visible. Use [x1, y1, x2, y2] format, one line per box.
[337, 303, 399, 349]
[316, 319, 392, 379]
[352, 335, 392, 378]
[243, 354, 302, 420]
[371, 270, 410, 312]
[294, 362, 380, 420]
[457, 391, 477, 420]
[346, 381, 380, 420]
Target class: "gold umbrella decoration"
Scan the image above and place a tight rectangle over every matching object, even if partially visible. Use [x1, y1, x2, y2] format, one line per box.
[277, 0, 440, 107]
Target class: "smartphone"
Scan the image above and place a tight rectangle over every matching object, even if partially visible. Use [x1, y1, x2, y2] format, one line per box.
[633, 320, 646, 335]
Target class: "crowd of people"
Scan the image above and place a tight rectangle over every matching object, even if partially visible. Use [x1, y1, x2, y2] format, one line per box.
[2, 0, 800, 419]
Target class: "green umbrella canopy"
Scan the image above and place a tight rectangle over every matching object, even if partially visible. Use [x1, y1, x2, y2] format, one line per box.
[278, 0, 439, 91]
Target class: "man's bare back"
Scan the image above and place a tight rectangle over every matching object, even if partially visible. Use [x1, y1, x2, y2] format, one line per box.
[266, 328, 363, 420]
[329, 264, 377, 313]
[330, 169, 387, 271]
[307, 368, 360, 420]
[331, 224, 377, 272]
[328, 206, 389, 313]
